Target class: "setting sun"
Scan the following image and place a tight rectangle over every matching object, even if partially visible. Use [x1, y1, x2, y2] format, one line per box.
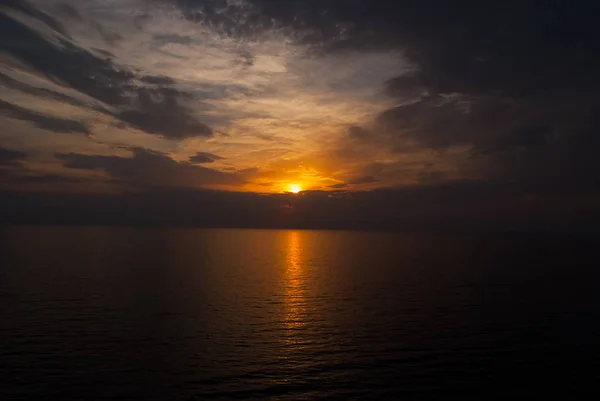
[288, 184, 302, 194]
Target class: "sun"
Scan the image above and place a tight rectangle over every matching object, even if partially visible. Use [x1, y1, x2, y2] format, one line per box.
[288, 184, 302, 194]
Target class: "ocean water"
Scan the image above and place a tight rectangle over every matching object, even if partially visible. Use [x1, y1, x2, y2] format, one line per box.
[1, 227, 599, 400]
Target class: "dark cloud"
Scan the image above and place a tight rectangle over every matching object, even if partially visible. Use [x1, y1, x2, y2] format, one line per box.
[0, 1, 213, 139]
[139, 75, 176, 85]
[175, 0, 273, 40]
[374, 89, 596, 152]
[228, 0, 600, 174]
[0, 170, 97, 186]
[0, 148, 106, 189]
[384, 72, 427, 99]
[117, 88, 213, 139]
[349, 176, 378, 185]
[280, 0, 600, 210]
[235, 1, 600, 94]
[1, 7, 130, 105]
[0, 148, 26, 165]
[474, 125, 552, 155]
[55, 3, 82, 20]
[470, 127, 600, 196]
[11, 173, 92, 185]
[232, 49, 255, 68]
[2, 0, 70, 37]
[369, 89, 600, 192]
[153, 34, 195, 46]
[1, 181, 598, 232]
[347, 125, 368, 141]
[418, 171, 447, 185]
[56, 148, 243, 188]
[0, 99, 91, 135]
[0, 72, 103, 112]
[189, 152, 225, 164]
[91, 20, 123, 45]
[375, 96, 474, 150]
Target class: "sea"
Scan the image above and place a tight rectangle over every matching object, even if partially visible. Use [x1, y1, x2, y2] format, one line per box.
[1, 227, 599, 400]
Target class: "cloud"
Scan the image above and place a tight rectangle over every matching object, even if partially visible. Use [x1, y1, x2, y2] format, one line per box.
[2, 0, 406, 190]
[153, 34, 195, 46]
[1, 170, 97, 186]
[116, 87, 213, 139]
[349, 175, 378, 185]
[3, 0, 70, 37]
[56, 148, 243, 188]
[0, 148, 109, 190]
[189, 152, 225, 164]
[0, 72, 102, 112]
[1, 2, 214, 139]
[1, 0, 599, 226]
[0, 147, 26, 165]
[474, 125, 552, 155]
[233, 0, 600, 192]
[246, 1, 600, 93]
[469, 127, 600, 195]
[1, 181, 599, 231]
[0, 99, 91, 135]
[173, 0, 273, 39]
[347, 125, 369, 141]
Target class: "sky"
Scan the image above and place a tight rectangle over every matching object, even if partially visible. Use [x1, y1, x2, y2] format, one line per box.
[1, 0, 600, 230]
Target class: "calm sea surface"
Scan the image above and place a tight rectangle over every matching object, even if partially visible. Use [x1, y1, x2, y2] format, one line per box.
[1, 227, 599, 400]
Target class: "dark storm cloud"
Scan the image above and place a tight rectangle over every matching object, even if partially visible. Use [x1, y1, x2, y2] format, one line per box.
[474, 125, 552, 155]
[2, 0, 70, 37]
[10, 173, 92, 184]
[471, 127, 600, 195]
[138, 75, 176, 86]
[0, 72, 102, 112]
[383, 72, 427, 100]
[374, 89, 597, 153]
[0, 170, 96, 186]
[1, 181, 598, 231]
[56, 148, 242, 188]
[0, 148, 26, 165]
[0, 1, 213, 139]
[116, 87, 213, 139]
[0, 99, 91, 135]
[210, 1, 599, 137]
[234, 3, 599, 99]
[189, 152, 224, 164]
[54, 3, 82, 21]
[349, 176, 378, 185]
[347, 125, 369, 142]
[1, 8, 129, 105]
[231, 1, 600, 94]
[263, 0, 600, 201]
[375, 96, 474, 149]
[0, 148, 99, 188]
[174, 0, 273, 39]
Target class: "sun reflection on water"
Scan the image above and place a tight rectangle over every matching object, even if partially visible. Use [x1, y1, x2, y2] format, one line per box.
[281, 230, 310, 351]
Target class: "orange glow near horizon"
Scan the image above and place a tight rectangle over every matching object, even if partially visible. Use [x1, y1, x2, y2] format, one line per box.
[288, 184, 302, 194]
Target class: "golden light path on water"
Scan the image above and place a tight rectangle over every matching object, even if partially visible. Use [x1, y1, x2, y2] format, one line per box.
[279, 230, 313, 366]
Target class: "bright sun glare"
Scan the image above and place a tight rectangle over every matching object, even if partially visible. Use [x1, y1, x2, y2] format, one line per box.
[288, 184, 302, 194]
